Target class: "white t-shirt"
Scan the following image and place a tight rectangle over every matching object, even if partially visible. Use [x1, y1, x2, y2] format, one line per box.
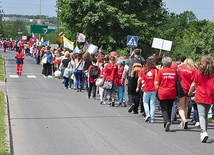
[74, 59, 84, 70]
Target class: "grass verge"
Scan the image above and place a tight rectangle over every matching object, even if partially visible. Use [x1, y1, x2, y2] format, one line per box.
[0, 55, 5, 81]
[0, 92, 10, 155]
[0, 54, 11, 154]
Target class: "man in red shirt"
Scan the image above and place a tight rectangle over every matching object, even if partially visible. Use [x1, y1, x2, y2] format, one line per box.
[15, 49, 25, 75]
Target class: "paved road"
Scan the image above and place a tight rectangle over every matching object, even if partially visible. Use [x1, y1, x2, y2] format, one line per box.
[1, 49, 214, 155]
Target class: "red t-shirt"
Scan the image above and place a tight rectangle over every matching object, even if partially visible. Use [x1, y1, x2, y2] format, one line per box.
[171, 61, 178, 70]
[117, 68, 124, 86]
[140, 68, 158, 92]
[19, 43, 24, 50]
[193, 70, 214, 104]
[103, 63, 118, 83]
[156, 68, 177, 100]
[87, 65, 101, 83]
[178, 65, 196, 93]
[138, 68, 145, 89]
[15, 52, 24, 58]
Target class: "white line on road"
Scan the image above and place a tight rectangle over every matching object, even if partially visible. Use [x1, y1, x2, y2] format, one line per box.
[9, 75, 19, 78]
[27, 75, 37, 78]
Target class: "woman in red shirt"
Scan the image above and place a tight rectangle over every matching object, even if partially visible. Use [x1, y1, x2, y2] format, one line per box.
[177, 58, 196, 129]
[136, 57, 158, 123]
[103, 51, 118, 106]
[188, 55, 214, 143]
[156, 57, 177, 132]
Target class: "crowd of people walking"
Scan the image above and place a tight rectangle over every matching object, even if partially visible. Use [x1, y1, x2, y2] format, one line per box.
[6, 43, 214, 143]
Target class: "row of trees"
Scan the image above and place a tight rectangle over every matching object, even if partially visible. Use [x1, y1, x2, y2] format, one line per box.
[56, 0, 214, 60]
[1, 0, 214, 61]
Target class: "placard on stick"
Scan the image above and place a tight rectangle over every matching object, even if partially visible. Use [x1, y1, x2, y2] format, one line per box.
[152, 38, 172, 55]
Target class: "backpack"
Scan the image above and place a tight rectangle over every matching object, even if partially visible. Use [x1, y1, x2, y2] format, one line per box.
[130, 62, 142, 79]
[89, 65, 99, 79]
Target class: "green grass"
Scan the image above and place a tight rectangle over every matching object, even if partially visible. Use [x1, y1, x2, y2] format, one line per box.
[0, 55, 5, 81]
[0, 92, 11, 155]
[0, 55, 10, 154]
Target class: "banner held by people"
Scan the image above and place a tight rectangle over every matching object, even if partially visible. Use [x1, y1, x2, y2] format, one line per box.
[63, 36, 74, 50]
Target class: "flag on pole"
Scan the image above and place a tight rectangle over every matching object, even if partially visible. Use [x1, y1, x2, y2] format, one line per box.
[82, 41, 89, 52]
[98, 45, 103, 53]
[32, 33, 37, 38]
[86, 44, 98, 54]
[73, 44, 80, 54]
[41, 37, 44, 42]
[76, 32, 86, 42]
[63, 36, 74, 50]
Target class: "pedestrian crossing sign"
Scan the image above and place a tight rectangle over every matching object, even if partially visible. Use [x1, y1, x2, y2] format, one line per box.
[127, 35, 138, 47]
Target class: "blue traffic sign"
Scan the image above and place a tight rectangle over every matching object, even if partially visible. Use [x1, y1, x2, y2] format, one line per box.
[127, 35, 138, 47]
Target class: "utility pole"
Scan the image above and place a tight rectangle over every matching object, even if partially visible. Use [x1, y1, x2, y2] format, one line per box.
[0, 1, 5, 38]
[40, 0, 41, 20]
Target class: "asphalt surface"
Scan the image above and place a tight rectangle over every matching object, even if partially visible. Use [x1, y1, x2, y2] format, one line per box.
[1, 49, 214, 155]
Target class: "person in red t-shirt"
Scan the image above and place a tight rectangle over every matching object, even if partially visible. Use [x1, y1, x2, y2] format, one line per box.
[87, 58, 101, 99]
[136, 57, 158, 123]
[117, 60, 125, 107]
[188, 55, 214, 143]
[3, 39, 7, 52]
[177, 58, 196, 129]
[156, 57, 177, 132]
[15, 49, 25, 75]
[103, 51, 118, 106]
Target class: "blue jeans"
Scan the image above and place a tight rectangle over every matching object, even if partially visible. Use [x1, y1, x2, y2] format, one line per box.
[63, 76, 69, 88]
[193, 103, 199, 122]
[118, 86, 125, 103]
[75, 69, 83, 90]
[171, 99, 177, 121]
[143, 91, 157, 120]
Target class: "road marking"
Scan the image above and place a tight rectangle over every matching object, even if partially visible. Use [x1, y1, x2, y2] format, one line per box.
[9, 75, 19, 78]
[27, 75, 37, 78]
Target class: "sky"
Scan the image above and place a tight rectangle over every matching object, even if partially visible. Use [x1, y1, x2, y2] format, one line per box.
[163, 0, 214, 21]
[0, 0, 214, 21]
[0, 0, 57, 17]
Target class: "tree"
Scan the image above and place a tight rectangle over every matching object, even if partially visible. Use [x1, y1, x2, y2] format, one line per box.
[56, 0, 167, 55]
[156, 11, 210, 60]
[192, 21, 214, 59]
[2, 20, 29, 39]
